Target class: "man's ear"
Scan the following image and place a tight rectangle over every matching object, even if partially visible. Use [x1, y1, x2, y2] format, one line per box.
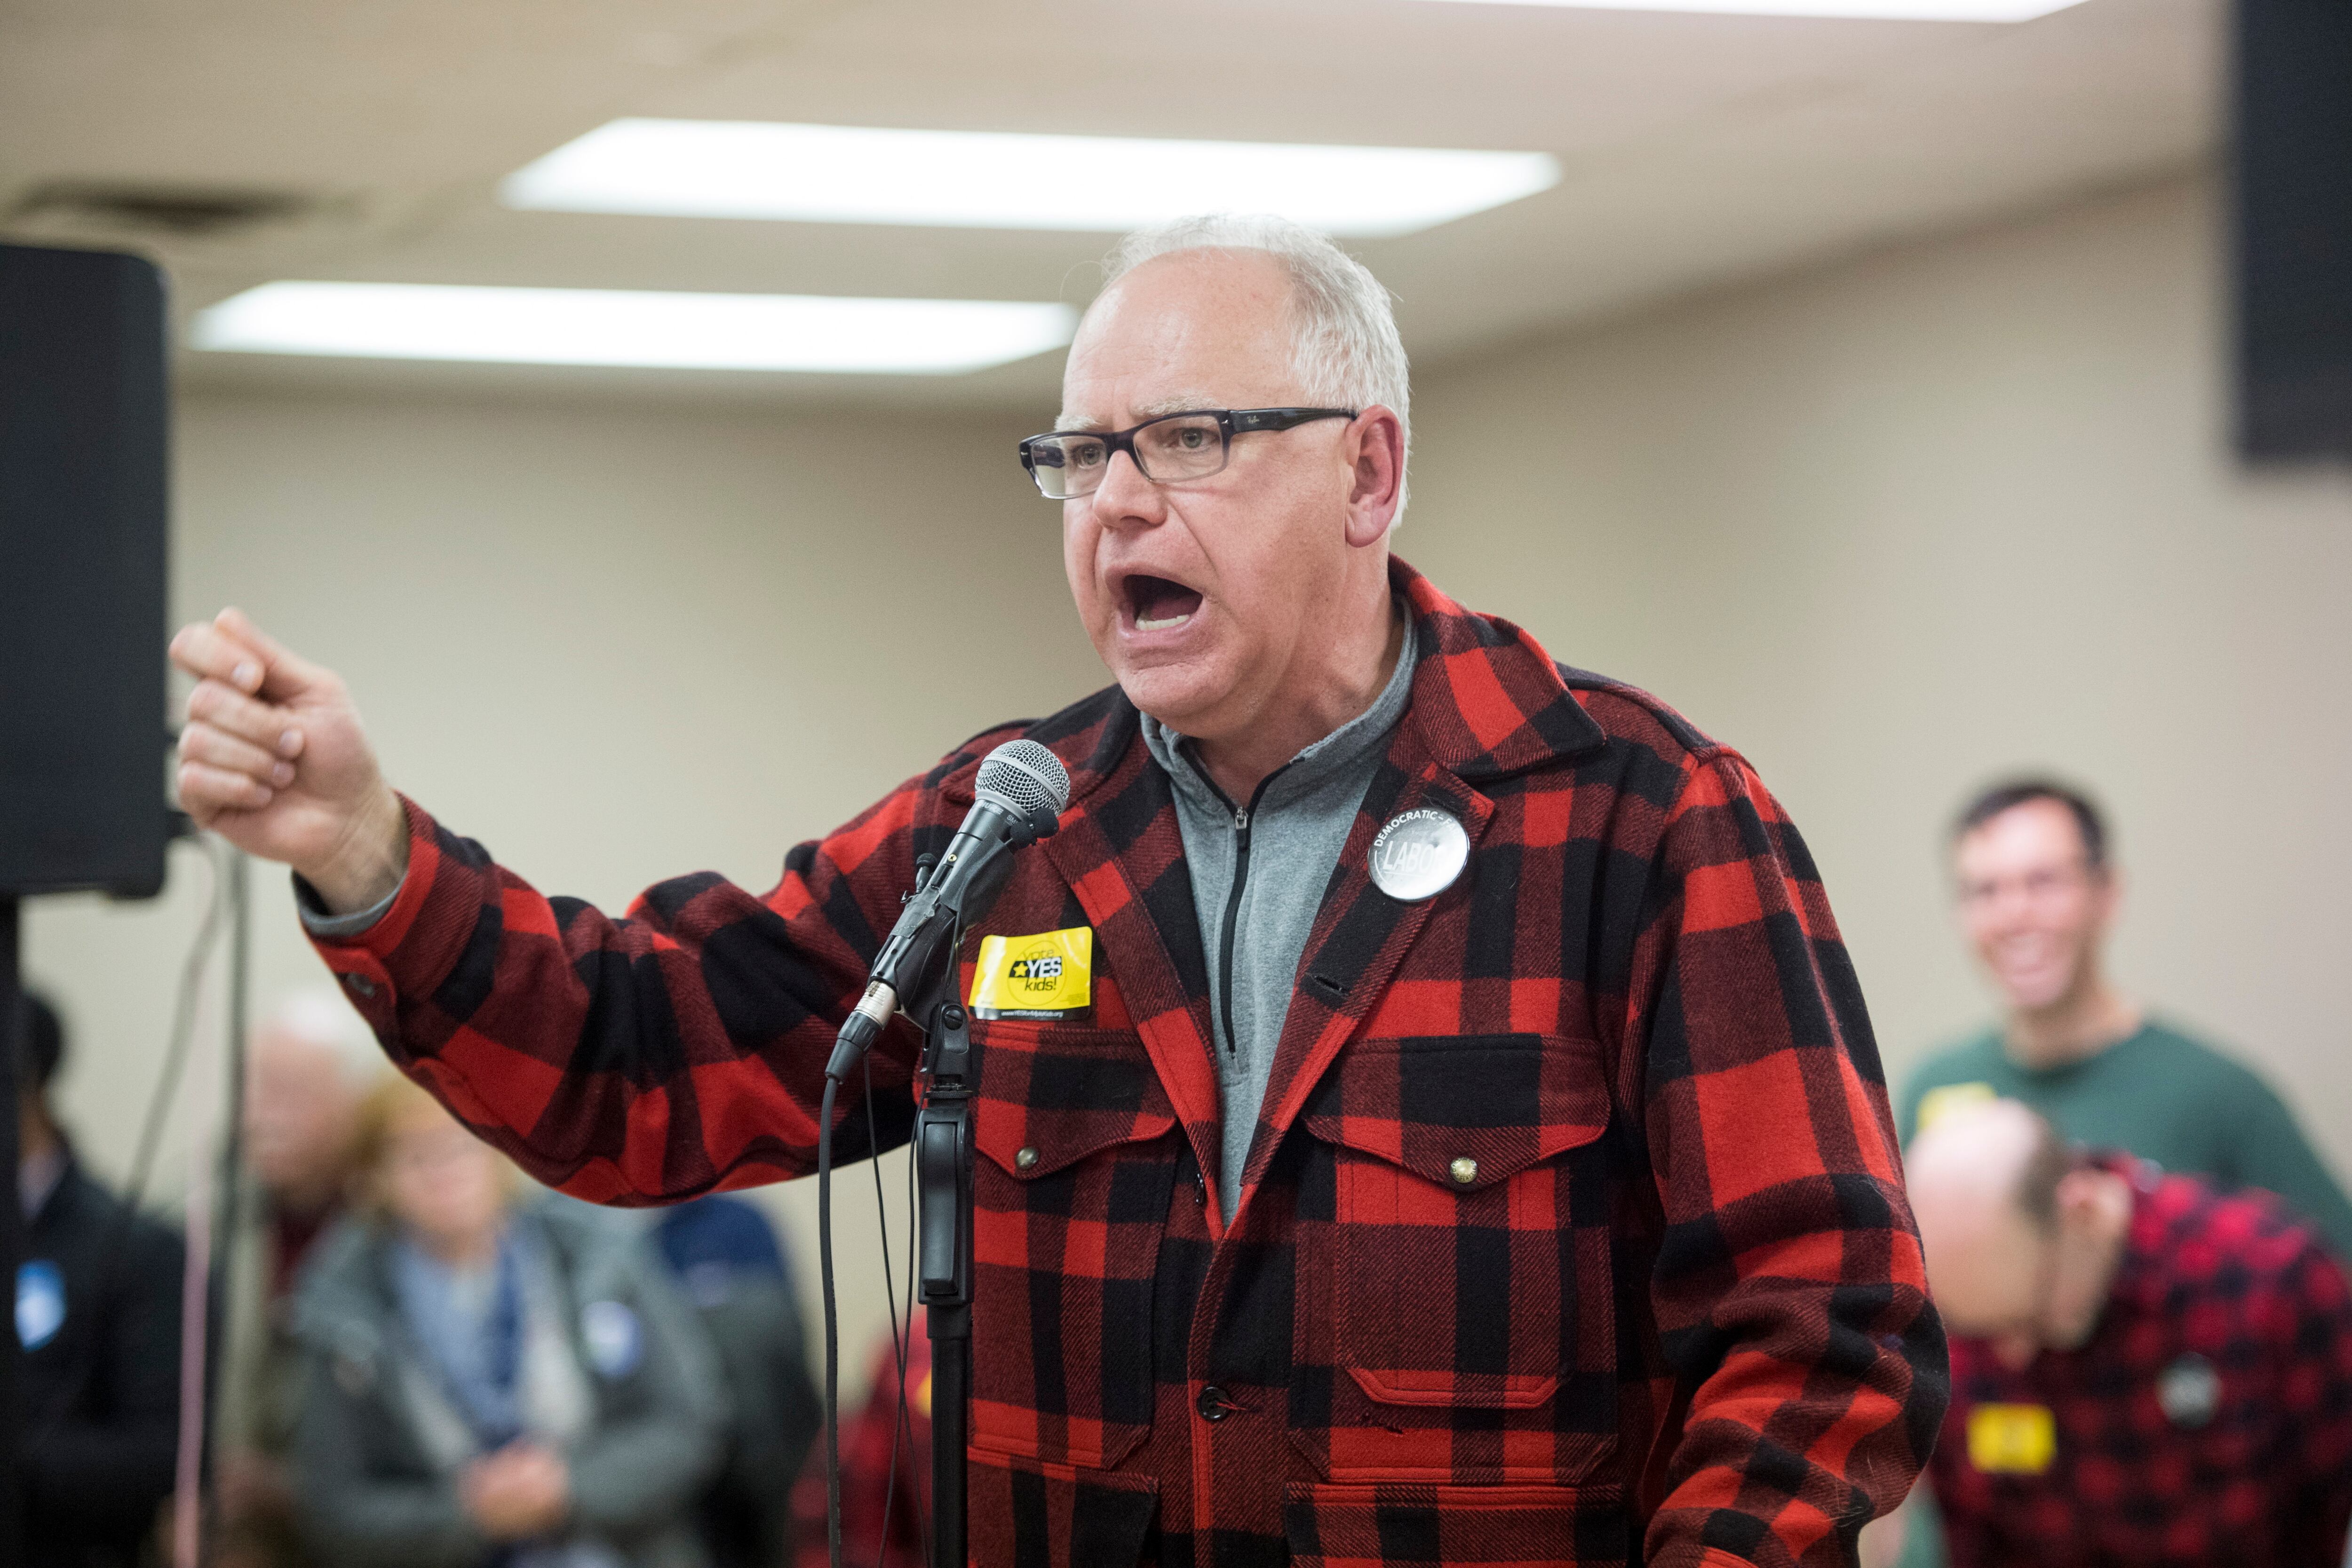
[1343, 407, 1405, 547]
[2090, 863, 2124, 928]
[2052, 1166, 2128, 1234]
[2053, 1168, 2104, 1225]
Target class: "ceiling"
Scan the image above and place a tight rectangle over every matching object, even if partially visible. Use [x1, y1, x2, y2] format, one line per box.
[0, 0, 2218, 410]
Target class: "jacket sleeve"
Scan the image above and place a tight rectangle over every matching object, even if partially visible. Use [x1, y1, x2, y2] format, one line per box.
[564, 1246, 727, 1535]
[1629, 751, 1948, 1568]
[291, 1354, 491, 1568]
[306, 763, 967, 1202]
[22, 1218, 183, 1519]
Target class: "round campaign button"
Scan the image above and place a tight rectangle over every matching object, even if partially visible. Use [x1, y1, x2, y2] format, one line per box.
[1368, 808, 1470, 902]
[582, 1299, 645, 1380]
[16, 1261, 65, 1351]
[2157, 1352, 2220, 1429]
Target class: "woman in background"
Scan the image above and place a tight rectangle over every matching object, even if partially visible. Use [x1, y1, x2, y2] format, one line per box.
[293, 1077, 722, 1568]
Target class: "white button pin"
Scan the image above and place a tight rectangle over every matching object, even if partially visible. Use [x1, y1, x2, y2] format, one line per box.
[1368, 808, 1470, 902]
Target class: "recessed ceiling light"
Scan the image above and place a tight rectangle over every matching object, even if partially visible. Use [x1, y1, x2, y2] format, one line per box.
[1415, 0, 2081, 16]
[189, 282, 1078, 374]
[500, 119, 1561, 239]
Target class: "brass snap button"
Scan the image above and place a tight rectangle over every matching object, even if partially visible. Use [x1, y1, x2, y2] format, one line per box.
[1449, 1156, 1478, 1186]
[1015, 1146, 1040, 1171]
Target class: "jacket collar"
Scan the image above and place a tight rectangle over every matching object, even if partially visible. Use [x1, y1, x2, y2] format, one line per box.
[1386, 555, 1607, 780]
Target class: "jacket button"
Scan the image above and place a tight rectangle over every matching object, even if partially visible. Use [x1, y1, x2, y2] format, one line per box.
[1196, 1385, 1232, 1423]
[1015, 1147, 1039, 1171]
[1449, 1156, 1478, 1186]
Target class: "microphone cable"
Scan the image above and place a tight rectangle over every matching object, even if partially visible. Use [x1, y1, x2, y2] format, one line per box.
[818, 1074, 845, 1568]
[866, 1045, 930, 1568]
[817, 987, 936, 1568]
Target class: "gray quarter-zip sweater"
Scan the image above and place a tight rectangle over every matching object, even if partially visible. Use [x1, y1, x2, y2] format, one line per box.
[1138, 623, 1417, 1219]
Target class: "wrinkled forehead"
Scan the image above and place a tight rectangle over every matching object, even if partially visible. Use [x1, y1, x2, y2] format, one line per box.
[1058, 249, 1301, 430]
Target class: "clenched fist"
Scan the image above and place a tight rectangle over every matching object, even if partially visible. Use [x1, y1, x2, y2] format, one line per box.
[168, 608, 407, 913]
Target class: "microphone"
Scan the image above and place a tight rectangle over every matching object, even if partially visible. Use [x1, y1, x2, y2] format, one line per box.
[824, 739, 1070, 1081]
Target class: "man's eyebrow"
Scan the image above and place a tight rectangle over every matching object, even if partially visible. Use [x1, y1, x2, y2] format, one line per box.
[1052, 395, 1222, 433]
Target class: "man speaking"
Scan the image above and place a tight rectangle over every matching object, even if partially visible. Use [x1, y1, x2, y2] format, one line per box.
[170, 215, 1943, 1567]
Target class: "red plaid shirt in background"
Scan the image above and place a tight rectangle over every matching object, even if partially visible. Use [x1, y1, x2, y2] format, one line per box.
[309, 560, 1945, 1567]
[1931, 1157, 2352, 1567]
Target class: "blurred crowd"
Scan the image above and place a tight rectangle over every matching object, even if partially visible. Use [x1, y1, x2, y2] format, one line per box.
[13, 987, 842, 1568]
[15, 772, 2352, 1568]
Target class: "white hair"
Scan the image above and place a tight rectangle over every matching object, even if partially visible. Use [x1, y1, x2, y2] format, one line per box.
[260, 984, 387, 1090]
[1103, 215, 1412, 523]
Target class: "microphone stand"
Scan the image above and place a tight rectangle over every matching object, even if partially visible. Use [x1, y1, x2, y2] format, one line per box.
[905, 962, 975, 1568]
[821, 759, 1062, 1568]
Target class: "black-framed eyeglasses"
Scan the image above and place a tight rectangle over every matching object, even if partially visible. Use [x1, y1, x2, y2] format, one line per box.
[1017, 407, 1358, 500]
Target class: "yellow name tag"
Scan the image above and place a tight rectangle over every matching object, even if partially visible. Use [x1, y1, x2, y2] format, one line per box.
[1917, 1081, 1999, 1134]
[969, 928, 1093, 1020]
[1967, 1403, 2056, 1474]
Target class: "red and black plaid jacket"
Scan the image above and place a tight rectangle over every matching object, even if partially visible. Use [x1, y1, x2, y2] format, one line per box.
[1931, 1158, 2352, 1567]
[312, 559, 1943, 1568]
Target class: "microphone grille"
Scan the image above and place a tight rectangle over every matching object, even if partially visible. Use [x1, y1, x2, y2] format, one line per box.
[974, 739, 1071, 818]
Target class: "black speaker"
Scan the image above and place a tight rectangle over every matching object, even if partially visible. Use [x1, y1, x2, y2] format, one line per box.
[2235, 0, 2352, 462]
[0, 242, 171, 898]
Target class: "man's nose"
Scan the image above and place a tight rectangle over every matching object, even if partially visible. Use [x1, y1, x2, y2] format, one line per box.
[1089, 449, 1162, 528]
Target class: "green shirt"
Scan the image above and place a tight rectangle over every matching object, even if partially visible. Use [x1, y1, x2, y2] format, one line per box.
[1898, 1017, 2352, 1263]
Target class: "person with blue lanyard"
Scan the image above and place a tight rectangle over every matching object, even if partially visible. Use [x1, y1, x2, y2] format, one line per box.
[293, 1076, 725, 1568]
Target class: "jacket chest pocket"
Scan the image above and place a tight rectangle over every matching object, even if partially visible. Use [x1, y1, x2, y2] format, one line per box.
[969, 1020, 1180, 1472]
[1292, 1033, 1619, 1488]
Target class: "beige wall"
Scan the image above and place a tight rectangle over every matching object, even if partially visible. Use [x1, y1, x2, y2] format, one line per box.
[25, 167, 2352, 1382]
[1405, 171, 2352, 1171]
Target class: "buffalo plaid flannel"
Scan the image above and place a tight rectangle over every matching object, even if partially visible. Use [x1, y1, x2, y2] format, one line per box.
[311, 559, 1945, 1567]
[1931, 1157, 2352, 1567]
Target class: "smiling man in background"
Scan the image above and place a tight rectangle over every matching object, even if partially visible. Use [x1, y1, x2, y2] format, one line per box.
[1900, 779, 2352, 1259]
[167, 214, 1943, 1567]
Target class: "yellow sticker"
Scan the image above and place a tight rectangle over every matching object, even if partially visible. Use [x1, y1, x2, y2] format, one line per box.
[1967, 1403, 2056, 1474]
[1917, 1081, 1999, 1134]
[969, 928, 1093, 1020]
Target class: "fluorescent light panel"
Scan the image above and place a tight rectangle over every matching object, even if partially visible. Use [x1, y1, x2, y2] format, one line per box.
[1415, 0, 2081, 16]
[501, 120, 1560, 239]
[190, 282, 1078, 374]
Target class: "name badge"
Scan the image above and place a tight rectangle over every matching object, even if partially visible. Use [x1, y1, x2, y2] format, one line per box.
[1967, 1403, 2056, 1474]
[969, 928, 1093, 1020]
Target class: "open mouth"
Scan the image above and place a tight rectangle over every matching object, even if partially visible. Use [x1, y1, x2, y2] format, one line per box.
[1120, 573, 1204, 633]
